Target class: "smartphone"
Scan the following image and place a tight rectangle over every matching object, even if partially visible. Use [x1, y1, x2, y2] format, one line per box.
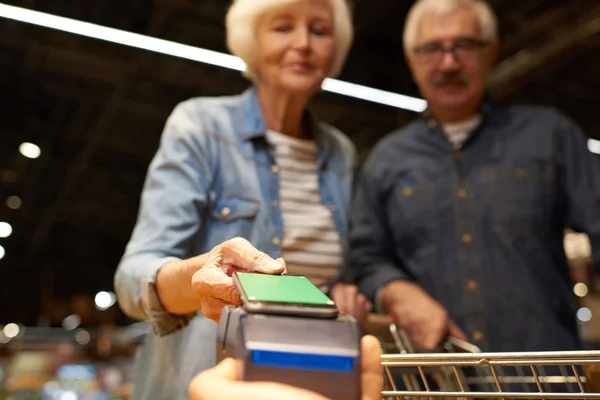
[233, 272, 339, 319]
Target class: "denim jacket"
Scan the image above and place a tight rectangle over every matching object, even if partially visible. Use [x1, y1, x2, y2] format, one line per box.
[346, 104, 600, 352]
[114, 87, 355, 399]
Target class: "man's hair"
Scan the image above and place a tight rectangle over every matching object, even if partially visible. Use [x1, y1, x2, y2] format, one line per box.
[226, 0, 354, 80]
[403, 0, 498, 52]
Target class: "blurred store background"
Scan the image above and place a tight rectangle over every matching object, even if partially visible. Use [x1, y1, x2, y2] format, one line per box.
[0, 0, 598, 397]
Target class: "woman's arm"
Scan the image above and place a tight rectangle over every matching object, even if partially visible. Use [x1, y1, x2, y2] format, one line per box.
[114, 100, 214, 334]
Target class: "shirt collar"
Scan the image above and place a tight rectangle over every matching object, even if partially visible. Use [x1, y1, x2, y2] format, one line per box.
[420, 94, 498, 128]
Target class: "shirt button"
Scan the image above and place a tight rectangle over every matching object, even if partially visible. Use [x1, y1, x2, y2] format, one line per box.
[457, 189, 467, 198]
[461, 233, 473, 244]
[272, 237, 281, 246]
[515, 168, 527, 177]
[221, 207, 231, 217]
[467, 280, 478, 291]
[427, 119, 437, 129]
[271, 165, 280, 173]
[473, 331, 484, 342]
[402, 187, 413, 197]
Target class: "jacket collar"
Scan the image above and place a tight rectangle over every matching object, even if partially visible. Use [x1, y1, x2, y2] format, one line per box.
[237, 85, 334, 168]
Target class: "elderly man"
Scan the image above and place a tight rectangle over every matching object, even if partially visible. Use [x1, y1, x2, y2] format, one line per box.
[347, 0, 600, 352]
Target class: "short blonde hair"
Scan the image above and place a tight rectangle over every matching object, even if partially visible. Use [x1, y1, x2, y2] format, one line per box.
[403, 0, 498, 52]
[226, 0, 353, 80]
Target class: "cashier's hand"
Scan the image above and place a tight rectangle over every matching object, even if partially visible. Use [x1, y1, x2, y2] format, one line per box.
[188, 335, 383, 400]
[381, 281, 467, 350]
[191, 238, 286, 322]
[330, 283, 372, 327]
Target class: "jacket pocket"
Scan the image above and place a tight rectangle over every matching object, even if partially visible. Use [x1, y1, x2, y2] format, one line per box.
[487, 164, 554, 237]
[209, 196, 259, 242]
[387, 180, 437, 260]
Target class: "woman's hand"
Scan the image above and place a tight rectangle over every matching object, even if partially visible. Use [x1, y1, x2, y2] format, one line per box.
[192, 237, 286, 321]
[156, 237, 286, 322]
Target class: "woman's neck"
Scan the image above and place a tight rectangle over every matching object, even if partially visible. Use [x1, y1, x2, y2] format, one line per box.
[257, 85, 311, 139]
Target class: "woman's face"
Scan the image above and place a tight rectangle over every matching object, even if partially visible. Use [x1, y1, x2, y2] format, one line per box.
[253, 0, 335, 95]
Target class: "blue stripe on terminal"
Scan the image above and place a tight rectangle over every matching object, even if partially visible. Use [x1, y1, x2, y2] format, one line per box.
[250, 350, 355, 372]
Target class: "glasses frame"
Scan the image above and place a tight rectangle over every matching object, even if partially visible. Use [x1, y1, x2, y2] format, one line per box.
[412, 36, 489, 64]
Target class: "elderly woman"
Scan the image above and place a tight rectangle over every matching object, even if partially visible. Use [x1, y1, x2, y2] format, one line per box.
[114, 0, 371, 398]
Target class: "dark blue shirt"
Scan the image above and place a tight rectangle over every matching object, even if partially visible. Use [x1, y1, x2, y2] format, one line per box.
[347, 105, 600, 352]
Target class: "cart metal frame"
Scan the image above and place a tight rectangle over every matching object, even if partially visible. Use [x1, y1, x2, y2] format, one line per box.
[380, 324, 600, 399]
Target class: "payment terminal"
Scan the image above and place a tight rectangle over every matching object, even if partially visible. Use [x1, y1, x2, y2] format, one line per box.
[217, 272, 362, 400]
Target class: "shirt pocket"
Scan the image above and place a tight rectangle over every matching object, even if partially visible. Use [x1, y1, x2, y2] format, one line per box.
[486, 164, 554, 237]
[210, 196, 260, 242]
[387, 180, 438, 260]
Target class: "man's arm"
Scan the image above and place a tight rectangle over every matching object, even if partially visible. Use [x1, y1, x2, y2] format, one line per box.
[343, 155, 410, 305]
[557, 114, 600, 272]
[344, 143, 465, 349]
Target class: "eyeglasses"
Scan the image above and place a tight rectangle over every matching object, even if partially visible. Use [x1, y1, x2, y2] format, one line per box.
[413, 37, 489, 64]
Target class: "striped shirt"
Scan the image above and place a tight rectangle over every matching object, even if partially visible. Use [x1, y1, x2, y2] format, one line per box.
[267, 130, 342, 286]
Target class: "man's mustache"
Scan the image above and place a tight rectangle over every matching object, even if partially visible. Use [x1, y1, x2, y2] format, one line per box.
[433, 73, 469, 86]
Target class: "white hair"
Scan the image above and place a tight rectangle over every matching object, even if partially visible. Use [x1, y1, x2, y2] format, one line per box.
[226, 0, 353, 80]
[403, 0, 498, 52]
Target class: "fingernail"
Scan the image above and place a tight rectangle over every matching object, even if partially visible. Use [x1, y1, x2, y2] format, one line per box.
[267, 257, 285, 273]
[267, 258, 285, 273]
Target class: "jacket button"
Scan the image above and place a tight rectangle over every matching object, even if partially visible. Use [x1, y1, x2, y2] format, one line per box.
[221, 207, 231, 217]
[462, 233, 473, 244]
[272, 237, 281, 246]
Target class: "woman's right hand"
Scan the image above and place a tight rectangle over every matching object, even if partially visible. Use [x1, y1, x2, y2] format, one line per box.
[156, 237, 286, 323]
[192, 237, 286, 321]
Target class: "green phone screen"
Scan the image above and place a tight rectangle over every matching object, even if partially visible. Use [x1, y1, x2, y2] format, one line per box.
[235, 273, 334, 306]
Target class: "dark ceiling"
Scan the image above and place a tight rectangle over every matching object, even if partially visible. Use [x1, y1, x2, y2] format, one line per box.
[0, 0, 598, 326]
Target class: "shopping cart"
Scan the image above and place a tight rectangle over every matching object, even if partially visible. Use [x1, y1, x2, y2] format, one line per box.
[379, 323, 600, 399]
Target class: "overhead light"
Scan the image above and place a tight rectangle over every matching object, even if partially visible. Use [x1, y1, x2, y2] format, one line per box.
[0, 222, 12, 238]
[589, 139, 600, 155]
[75, 330, 91, 345]
[577, 307, 592, 323]
[573, 282, 589, 298]
[0, 3, 427, 113]
[59, 391, 78, 400]
[6, 196, 22, 210]
[6, 196, 23, 210]
[322, 79, 427, 113]
[0, 331, 10, 344]
[0, 245, 4, 260]
[3, 323, 19, 339]
[62, 314, 81, 331]
[19, 142, 41, 159]
[95, 291, 116, 310]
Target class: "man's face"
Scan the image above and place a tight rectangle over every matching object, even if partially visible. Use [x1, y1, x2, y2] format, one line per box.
[406, 7, 497, 116]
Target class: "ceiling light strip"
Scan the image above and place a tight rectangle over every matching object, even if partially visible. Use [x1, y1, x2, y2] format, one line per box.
[588, 138, 600, 155]
[0, 3, 427, 112]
